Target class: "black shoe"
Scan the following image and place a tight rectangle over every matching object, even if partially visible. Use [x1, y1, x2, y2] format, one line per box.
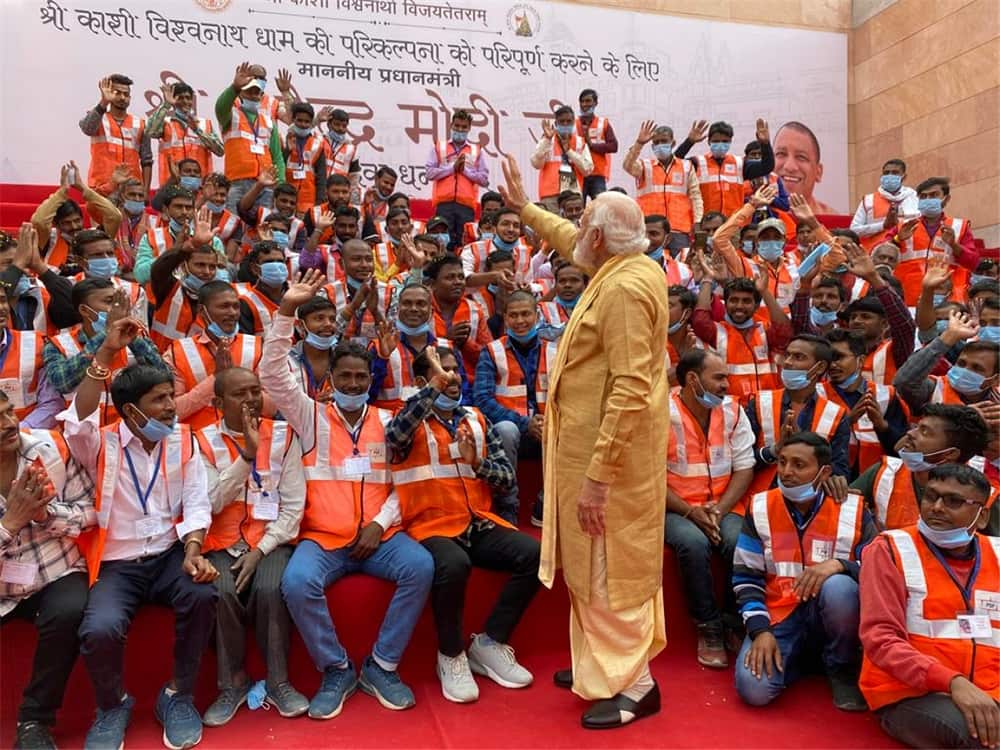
[581, 682, 660, 729]
[15, 722, 56, 750]
[827, 668, 867, 712]
[553, 669, 572, 689]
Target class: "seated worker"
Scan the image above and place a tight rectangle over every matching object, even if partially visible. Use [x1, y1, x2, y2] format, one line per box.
[371, 208, 413, 282]
[236, 241, 288, 334]
[303, 175, 354, 245]
[537, 261, 587, 328]
[238, 176, 304, 253]
[850, 404, 989, 530]
[134, 189, 225, 285]
[461, 208, 532, 287]
[427, 254, 491, 383]
[790, 274, 847, 337]
[473, 290, 557, 526]
[0, 285, 48, 425]
[321, 239, 392, 348]
[386, 346, 540, 704]
[665, 285, 700, 381]
[147, 234, 224, 352]
[68, 228, 148, 322]
[286, 295, 338, 401]
[197, 368, 309, 726]
[0, 223, 75, 334]
[461, 191, 504, 246]
[666, 350, 755, 668]
[733, 433, 875, 711]
[471, 250, 516, 336]
[859, 464, 999, 749]
[299, 205, 360, 283]
[643, 214, 693, 286]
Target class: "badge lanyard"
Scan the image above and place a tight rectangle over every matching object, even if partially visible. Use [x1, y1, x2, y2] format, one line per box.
[124, 443, 164, 516]
[926, 538, 981, 609]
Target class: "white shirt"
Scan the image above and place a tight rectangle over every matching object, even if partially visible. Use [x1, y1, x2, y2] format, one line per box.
[850, 185, 919, 239]
[58, 403, 211, 562]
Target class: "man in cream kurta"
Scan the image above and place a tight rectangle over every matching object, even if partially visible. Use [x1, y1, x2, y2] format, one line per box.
[500, 157, 668, 729]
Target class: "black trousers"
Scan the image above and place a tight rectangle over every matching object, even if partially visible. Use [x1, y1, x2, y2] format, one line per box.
[2, 571, 88, 725]
[77, 543, 218, 710]
[421, 524, 540, 657]
[433, 201, 475, 253]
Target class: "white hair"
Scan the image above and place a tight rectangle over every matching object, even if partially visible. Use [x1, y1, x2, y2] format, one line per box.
[587, 192, 649, 256]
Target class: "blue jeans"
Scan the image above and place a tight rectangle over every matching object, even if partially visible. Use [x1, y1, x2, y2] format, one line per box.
[492, 420, 541, 524]
[280, 535, 433, 671]
[581, 175, 607, 202]
[226, 178, 273, 215]
[734, 574, 860, 706]
[664, 511, 742, 625]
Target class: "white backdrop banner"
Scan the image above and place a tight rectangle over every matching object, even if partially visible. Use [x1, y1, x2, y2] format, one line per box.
[0, 0, 848, 211]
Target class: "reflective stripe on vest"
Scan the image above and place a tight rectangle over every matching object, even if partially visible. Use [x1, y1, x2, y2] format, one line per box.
[392, 415, 485, 485]
[863, 340, 894, 385]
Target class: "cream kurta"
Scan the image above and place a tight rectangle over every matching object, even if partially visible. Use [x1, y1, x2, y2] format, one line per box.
[525, 204, 669, 611]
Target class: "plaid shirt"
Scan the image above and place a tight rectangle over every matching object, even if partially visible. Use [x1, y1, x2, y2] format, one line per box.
[0, 435, 97, 616]
[42, 330, 170, 395]
[385, 385, 514, 490]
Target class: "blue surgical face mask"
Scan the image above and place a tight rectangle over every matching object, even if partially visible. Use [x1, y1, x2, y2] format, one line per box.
[693, 376, 724, 409]
[880, 174, 902, 193]
[271, 230, 289, 249]
[668, 317, 686, 334]
[333, 389, 368, 411]
[652, 144, 673, 161]
[899, 447, 951, 473]
[291, 125, 313, 138]
[451, 130, 468, 144]
[433, 232, 450, 246]
[14, 276, 30, 297]
[479, 231, 494, 242]
[327, 129, 345, 145]
[934, 319, 948, 334]
[757, 240, 784, 261]
[85, 306, 108, 333]
[646, 245, 664, 263]
[207, 321, 236, 340]
[810, 307, 839, 327]
[179, 176, 202, 191]
[346, 276, 364, 291]
[241, 99, 260, 115]
[396, 320, 430, 337]
[259, 260, 288, 287]
[781, 365, 817, 390]
[214, 268, 231, 282]
[555, 124, 574, 138]
[933, 293, 948, 307]
[556, 295, 579, 312]
[777, 468, 823, 504]
[741, 240, 755, 255]
[182, 274, 206, 293]
[837, 370, 861, 389]
[491, 234, 517, 252]
[123, 199, 145, 216]
[507, 324, 539, 344]
[580, 106, 595, 116]
[917, 512, 981, 550]
[305, 331, 337, 350]
[971, 274, 994, 286]
[205, 201, 226, 214]
[434, 392, 462, 410]
[979, 326, 1000, 344]
[947, 365, 988, 395]
[132, 407, 176, 442]
[724, 313, 755, 330]
[918, 197, 943, 218]
[486, 283, 499, 296]
[709, 141, 730, 158]
[87, 257, 119, 279]
[169, 217, 190, 236]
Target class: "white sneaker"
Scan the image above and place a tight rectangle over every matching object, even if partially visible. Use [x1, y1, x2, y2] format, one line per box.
[467, 633, 534, 688]
[436, 651, 480, 703]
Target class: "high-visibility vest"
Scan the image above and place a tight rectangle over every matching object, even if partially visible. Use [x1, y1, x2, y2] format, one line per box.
[157, 116, 215, 187]
[431, 141, 481, 210]
[169, 334, 262, 429]
[78, 423, 194, 584]
[694, 153, 745, 216]
[461, 221, 478, 246]
[68, 273, 147, 323]
[285, 133, 324, 211]
[212, 209, 241, 244]
[19, 428, 71, 499]
[315, 243, 347, 284]
[816, 380, 907, 475]
[197, 419, 292, 553]
[635, 157, 695, 233]
[16, 278, 56, 335]
[462, 238, 532, 280]
[576, 116, 612, 179]
[895, 216, 970, 306]
[88, 113, 145, 190]
[373, 241, 399, 280]
[713, 320, 779, 404]
[222, 101, 274, 181]
[860, 528, 1000, 710]
[930, 375, 967, 405]
[862, 339, 896, 386]
[43, 229, 74, 268]
[870, 457, 920, 530]
[858, 192, 893, 250]
[667, 392, 743, 509]
[374, 337, 452, 411]
[749, 488, 865, 624]
[850, 277, 870, 301]
[374, 218, 424, 242]
[664, 257, 693, 287]
[235, 283, 279, 335]
[538, 134, 587, 199]
[391, 407, 512, 541]
[321, 279, 391, 340]
[308, 203, 339, 245]
[324, 139, 358, 178]
[245, 207, 304, 249]
[145, 226, 176, 261]
[485, 337, 557, 416]
[432, 297, 486, 378]
[760, 258, 800, 310]
[538, 301, 569, 327]
[0, 329, 43, 419]
[300, 405, 399, 550]
[48, 325, 131, 425]
[151, 282, 197, 352]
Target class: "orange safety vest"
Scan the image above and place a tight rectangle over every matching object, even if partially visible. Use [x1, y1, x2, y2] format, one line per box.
[321, 280, 391, 340]
[849, 277, 870, 302]
[197, 419, 292, 553]
[870, 457, 921, 530]
[169, 335, 262, 429]
[157, 116, 215, 187]
[538, 301, 569, 327]
[759, 258, 800, 311]
[575, 116, 612, 179]
[860, 528, 1000, 710]
[538, 134, 587, 199]
[374, 337, 452, 411]
[211, 209, 241, 244]
[749, 488, 865, 624]
[667, 392, 744, 510]
[235, 283, 280, 334]
[144, 226, 177, 261]
[151, 282, 197, 352]
[895, 216, 971, 306]
[88, 113, 145, 190]
[0, 329, 43, 420]
[747, 389, 847, 496]
[816, 380, 907, 475]
[19, 428, 71, 500]
[16, 278, 56, 336]
[462, 238, 531, 280]
[324, 139, 358, 178]
[431, 141, 481, 210]
[712, 320, 779, 404]
[432, 297, 486, 379]
[391, 407, 512, 541]
[48, 326, 130, 426]
[285, 133, 324, 212]
[694, 153, 745, 216]
[43, 229, 74, 268]
[484, 337, 557, 416]
[862, 339, 897, 386]
[245, 207, 304, 249]
[373, 241, 400, 280]
[461, 221, 479, 246]
[664, 257, 693, 287]
[222, 101, 274, 182]
[858, 192, 893, 250]
[300, 405, 399, 550]
[78, 423, 193, 584]
[635, 157, 694, 232]
[743, 174, 797, 242]
[930, 375, 967, 405]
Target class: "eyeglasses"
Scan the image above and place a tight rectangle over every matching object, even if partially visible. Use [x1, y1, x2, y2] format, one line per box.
[920, 494, 986, 511]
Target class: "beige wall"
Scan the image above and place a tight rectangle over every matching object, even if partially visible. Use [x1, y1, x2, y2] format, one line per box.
[849, 0, 999, 247]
